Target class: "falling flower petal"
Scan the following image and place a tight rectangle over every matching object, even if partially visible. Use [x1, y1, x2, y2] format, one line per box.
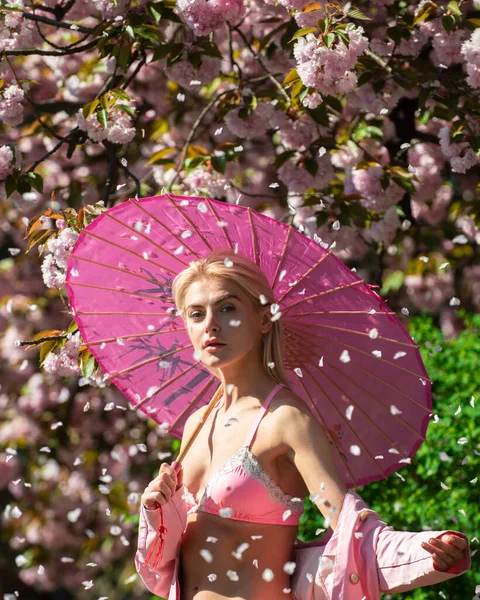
[200, 549, 213, 562]
[262, 568, 274, 582]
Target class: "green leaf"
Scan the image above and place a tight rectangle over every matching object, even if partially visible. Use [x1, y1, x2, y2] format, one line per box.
[116, 103, 135, 117]
[380, 173, 390, 191]
[291, 79, 304, 101]
[17, 177, 31, 194]
[187, 52, 202, 69]
[304, 157, 318, 177]
[40, 339, 58, 366]
[25, 172, 44, 193]
[387, 26, 403, 45]
[110, 88, 131, 101]
[447, 1, 462, 17]
[317, 19, 327, 34]
[211, 155, 226, 174]
[357, 71, 373, 87]
[97, 108, 108, 129]
[148, 148, 177, 165]
[184, 156, 207, 170]
[307, 104, 328, 126]
[413, 1, 438, 25]
[82, 355, 96, 379]
[244, 95, 257, 110]
[134, 25, 164, 43]
[118, 44, 131, 70]
[274, 150, 297, 169]
[467, 18, 480, 27]
[152, 43, 172, 62]
[238, 106, 250, 121]
[197, 40, 223, 59]
[82, 99, 99, 119]
[322, 33, 335, 48]
[442, 14, 456, 33]
[324, 95, 343, 114]
[392, 176, 414, 194]
[347, 7, 372, 20]
[366, 125, 384, 139]
[5, 174, 17, 198]
[283, 67, 300, 88]
[125, 25, 135, 39]
[289, 27, 318, 43]
[148, 4, 162, 23]
[381, 270, 405, 295]
[337, 31, 350, 48]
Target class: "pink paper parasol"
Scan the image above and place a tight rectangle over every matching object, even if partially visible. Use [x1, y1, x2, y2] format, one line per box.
[66, 192, 432, 488]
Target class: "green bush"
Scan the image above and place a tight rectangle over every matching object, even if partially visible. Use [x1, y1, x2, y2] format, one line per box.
[299, 310, 479, 599]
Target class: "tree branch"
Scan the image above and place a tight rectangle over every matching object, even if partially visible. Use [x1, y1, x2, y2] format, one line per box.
[3, 37, 100, 56]
[167, 89, 233, 190]
[22, 12, 94, 34]
[232, 26, 290, 103]
[17, 329, 78, 347]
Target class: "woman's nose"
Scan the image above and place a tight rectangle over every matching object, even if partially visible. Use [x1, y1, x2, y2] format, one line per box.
[204, 310, 219, 332]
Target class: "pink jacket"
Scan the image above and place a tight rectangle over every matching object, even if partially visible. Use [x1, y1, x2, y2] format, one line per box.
[135, 487, 471, 600]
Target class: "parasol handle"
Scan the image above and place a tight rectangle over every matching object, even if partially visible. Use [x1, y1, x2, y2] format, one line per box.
[176, 384, 224, 464]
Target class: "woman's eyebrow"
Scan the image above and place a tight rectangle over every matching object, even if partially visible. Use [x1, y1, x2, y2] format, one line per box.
[186, 294, 240, 310]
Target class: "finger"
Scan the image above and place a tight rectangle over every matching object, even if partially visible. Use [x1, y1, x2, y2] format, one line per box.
[158, 463, 178, 484]
[432, 553, 450, 571]
[421, 541, 436, 554]
[173, 464, 183, 489]
[428, 538, 463, 561]
[447, 535, 468, 550]
[142, 492, 164, 508]
[162, 474, 176, 497]
[158, 479, 173, 501]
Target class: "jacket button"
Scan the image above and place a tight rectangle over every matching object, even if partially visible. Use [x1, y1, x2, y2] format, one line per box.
[360, 510, 369, 522]
[349, 573, 360, 584]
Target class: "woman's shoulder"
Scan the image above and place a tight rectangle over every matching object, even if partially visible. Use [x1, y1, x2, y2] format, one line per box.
[270, 387, 312, 423]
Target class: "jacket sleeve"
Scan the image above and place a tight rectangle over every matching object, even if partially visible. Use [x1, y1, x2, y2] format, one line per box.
[134, 486, 187, 597]
[375, 526, 471, 593]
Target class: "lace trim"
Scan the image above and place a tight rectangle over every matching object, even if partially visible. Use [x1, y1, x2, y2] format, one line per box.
[196, 446, 303, 513]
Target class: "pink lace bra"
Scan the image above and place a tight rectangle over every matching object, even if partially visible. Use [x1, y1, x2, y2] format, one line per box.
[182, 383, 304, 526]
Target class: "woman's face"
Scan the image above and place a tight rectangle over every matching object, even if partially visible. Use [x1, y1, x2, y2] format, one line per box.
[183, 277, 267, 373]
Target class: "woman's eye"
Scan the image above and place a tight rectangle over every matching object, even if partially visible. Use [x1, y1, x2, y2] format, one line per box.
[190, 305, 234, 319]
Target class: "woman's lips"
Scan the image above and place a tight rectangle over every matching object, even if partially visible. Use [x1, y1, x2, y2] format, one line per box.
[205, 344, 226, 353]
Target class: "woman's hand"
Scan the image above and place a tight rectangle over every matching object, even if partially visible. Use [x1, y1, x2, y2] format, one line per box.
[421, 533, 468, 571]
[140, 461, 183, 510]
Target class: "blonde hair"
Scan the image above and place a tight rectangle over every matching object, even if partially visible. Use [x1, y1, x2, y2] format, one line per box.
[171, 248, 289, 391]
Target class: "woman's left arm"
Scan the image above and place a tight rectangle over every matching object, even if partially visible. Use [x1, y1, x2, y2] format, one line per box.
[279, 402, 470, 581]
[279, 402, 349, 531]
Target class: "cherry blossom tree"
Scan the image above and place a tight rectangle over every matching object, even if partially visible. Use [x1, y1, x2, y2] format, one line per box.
[1, 0, 480, 597]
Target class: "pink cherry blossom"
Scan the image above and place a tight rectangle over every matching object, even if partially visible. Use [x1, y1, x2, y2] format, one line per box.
[166, 54, 221, 89]
[224, 102, 275, 139]
[0, 84, 25, 126]
[438, 125, 479, 174]
[408, 142, 445, 202]
[0, 145, 19, 180]
[277, 154, 334, 193]
[410, 183, 452, 227]
[293, 26, 369, 95]
[345, 164, 405, 212]
[176, 0, 246, 36]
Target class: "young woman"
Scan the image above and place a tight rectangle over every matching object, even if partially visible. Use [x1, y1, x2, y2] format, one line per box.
[135, 249, 470, 600]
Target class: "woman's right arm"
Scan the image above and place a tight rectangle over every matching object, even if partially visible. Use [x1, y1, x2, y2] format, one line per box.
[135, 483, 188, 596]
[134, 408, 203, 596]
